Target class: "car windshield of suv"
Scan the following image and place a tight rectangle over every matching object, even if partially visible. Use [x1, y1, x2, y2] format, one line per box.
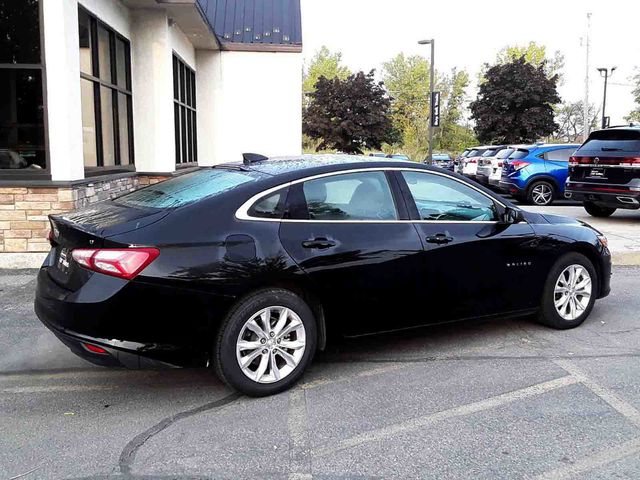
[482, 149, 500, 157]
[496, 148, 515, 159]
[580, 130, 640, 152]
[114, 168, 265, 209]
[508, 149, 529, 160]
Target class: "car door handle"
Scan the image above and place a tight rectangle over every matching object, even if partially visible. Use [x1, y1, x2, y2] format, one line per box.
[425, 232, 454, 245]
[301, 238, 337, 249]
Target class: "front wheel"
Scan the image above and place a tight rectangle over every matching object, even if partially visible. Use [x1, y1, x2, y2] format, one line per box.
[213, 288, 317, 397]
[584, 202, 616, 218]
[537, 252, 597, 329]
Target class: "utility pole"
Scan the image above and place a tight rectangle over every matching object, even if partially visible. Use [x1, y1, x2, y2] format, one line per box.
[598, 67, 616, 129]
[418, 39, 435, 165]
[582, 12, 592, 140]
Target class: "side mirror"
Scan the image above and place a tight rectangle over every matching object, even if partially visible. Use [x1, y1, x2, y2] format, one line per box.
[501, 206, 525, 224]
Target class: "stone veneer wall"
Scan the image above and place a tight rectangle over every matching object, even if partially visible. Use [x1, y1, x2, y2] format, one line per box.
[0, 175, 168, 253]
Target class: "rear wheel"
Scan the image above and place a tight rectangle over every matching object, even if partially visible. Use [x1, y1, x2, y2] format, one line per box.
[584, 202, 616, 217]
[538, 252, 597, 329]
[527, 181, 555, 206]
[213, 288, 317, 397]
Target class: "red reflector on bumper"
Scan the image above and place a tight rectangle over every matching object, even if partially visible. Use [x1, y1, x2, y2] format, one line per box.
[83, 343, 109, 355]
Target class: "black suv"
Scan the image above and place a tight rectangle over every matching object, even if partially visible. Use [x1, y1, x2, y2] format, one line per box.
[566, 126, 640, 217]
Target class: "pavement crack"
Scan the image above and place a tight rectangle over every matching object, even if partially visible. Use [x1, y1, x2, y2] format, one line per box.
[118, 392, 241, 476]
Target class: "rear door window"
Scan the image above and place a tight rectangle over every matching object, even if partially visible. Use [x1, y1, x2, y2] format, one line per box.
[508, 149, 529, 160]
[114, 168, 265, 209]
[544, 148, 576, 161]
[292, 171, 398, 221]
[496, 148, 515, 159]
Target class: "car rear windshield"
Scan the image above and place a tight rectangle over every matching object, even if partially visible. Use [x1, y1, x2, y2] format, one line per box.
[482, 149, 500, 157]
[114, 168, 265, 209]
[508, 149, 529, 160]
[496, 148, 515, 159]
[579, 130, 640, 153]
[467, 149, 481, 157]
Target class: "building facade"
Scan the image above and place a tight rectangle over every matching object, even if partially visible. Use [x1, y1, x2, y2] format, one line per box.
[0, 0, 303, 265]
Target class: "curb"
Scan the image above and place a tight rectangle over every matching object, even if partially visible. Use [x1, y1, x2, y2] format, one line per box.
[0, 253, 48, 269]
[612, 252, 640, 267]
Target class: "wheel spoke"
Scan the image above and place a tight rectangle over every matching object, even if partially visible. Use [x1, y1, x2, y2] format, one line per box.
[260, 308, 272, 333]
[254, 352, 269, 381]
[555, 294, 569, 309]
[240, 347, 263, 368]
[238, 340, 262, 351]
[280, 340, 305, 350]
[275, 348, 298, 367]
[272, 308, 289, 336]
[575, 277, 591, 290]
[245, 319, 267, 339]
[270, 351, 281, 380]
[278, 318, 302, 339]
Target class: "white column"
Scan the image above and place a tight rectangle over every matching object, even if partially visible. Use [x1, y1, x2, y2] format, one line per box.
[41, 0, 85, 181]
[130, 9, 175, 174]
[195, 49, 222, 166]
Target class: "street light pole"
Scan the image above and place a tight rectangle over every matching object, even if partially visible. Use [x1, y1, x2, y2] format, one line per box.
[418, 39, 435, 165]
[597, 67, 616, 129]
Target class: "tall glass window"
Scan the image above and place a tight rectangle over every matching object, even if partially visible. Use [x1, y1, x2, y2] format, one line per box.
[78, 7, 134, 172]
[173, 54, 197, 165]
[0, 0, 46, 173]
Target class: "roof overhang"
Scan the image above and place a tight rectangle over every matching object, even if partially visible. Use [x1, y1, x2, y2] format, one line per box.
[121, 0, 220, 50]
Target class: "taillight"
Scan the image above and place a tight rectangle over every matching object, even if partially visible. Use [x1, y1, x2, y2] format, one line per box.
[497, 162, 503, 167]
[570, 156, 640, 166]
[72, 248, 159, 280]
[468, 159, 477, 164]
[511, 161, 531, 171]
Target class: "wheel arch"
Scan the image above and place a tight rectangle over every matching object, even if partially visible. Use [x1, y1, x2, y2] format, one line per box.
[563, 241, 605, 297]
[526, 175, 561, 194]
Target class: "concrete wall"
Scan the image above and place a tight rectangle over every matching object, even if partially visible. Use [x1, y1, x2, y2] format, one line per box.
[197, 51, 303, 165]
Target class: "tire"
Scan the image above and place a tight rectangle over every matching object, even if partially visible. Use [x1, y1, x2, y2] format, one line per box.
[527, 180, 555, 206]
[584, 202, 616, 218]
[537, 252, 597, 329]
[213, 288, 317, 397]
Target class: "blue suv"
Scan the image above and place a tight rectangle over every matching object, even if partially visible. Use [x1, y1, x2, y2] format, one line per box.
[499, 143, 580, 205]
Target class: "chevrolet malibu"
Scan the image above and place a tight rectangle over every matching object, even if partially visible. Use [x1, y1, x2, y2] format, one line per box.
[35, 155, 611, 396]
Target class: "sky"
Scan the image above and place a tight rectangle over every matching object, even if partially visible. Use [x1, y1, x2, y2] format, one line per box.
[300, 0, 640, 126]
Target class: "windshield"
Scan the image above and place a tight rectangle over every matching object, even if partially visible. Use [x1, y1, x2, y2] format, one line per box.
[482, 149, 500, 157]
[114, 168, 265, 209]
[496, 148, 515, 159]
[508, 149, 529, 160]
[580, 130, 640, 153]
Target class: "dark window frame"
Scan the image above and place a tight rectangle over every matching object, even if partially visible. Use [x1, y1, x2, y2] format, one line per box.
[172, 53, 197, 166]
[0, 0, 50, 180]
[79, 6, 134, 175]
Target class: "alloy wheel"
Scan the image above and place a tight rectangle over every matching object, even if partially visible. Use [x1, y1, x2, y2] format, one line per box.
[554, 265, 592, 321]
[531, 183, 553, 205]
[235, 306, 306, 384]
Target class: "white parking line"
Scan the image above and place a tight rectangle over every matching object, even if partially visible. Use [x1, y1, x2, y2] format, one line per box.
[314, 375, 579, 457]
[533, 437, 640, 480]
[1, 385, 118, 394]
[288, 388, 311, 480]
[299, 363, 404, 390]
[553, 358, 640, 428]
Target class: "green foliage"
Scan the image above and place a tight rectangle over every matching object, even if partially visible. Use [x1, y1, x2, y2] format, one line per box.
[435, 69, 477, 153]
[302, 46, 351, 95]
[470, 57, 560, 144]
[302, 71, 396, 154]
[626, 69, 640, 123]
[482, 42, 565, 84]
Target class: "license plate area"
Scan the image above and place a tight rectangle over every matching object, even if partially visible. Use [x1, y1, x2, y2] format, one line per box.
[588, 167, 607, 179]
[57, 248, 71, 274]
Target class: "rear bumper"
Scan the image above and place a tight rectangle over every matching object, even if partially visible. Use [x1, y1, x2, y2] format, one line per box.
[499, 180, 525, 196]
[565, 188, 640, 210]
[34, 267, 227, 368]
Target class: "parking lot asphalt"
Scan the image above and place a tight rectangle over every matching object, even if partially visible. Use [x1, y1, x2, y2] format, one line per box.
[2, 267, 640, 479]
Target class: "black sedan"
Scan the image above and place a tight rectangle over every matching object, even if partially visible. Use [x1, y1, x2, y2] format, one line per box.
[35, 155, 611, 396]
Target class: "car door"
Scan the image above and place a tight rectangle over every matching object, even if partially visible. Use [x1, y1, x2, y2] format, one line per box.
[395, 169, 540, 323]
[278, 169, 425, 336]
[543, 147, 577, 191]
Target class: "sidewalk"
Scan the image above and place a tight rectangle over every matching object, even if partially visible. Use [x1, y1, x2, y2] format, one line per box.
[523, 205, 640, 265]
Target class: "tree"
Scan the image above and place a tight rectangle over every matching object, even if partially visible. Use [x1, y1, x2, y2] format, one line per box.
[435, 68, 477, 152]
[303, 71, 396, 154]
[470, 57, 560, 144]
[626, 69, 640, 123]
[302, 46, 351, 96]
[381, 54, 433, 160]
[495, 42, 565, 82]
[554, 101, 599, 142]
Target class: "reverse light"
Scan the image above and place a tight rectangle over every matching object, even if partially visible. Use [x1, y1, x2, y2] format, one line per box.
[72, 248, 160, 280]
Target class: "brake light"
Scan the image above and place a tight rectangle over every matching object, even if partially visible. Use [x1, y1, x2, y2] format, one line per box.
[497, 162, 503, 167]
[82, 343, 109, 355]
[570, 156, 640, 166]
[72, 248, 159, 280]
[468, 159, 477, 164]
[511, 161, 531, 171]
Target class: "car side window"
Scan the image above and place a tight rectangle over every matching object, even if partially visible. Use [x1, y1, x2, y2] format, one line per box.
[401, 171, 498, 222]
[247, 188, 287, 219]
[297, 171, 398, 221]
[544, 148, 575, 161]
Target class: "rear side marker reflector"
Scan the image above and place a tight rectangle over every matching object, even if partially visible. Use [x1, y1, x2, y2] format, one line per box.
[72, 248, 160, 280]
[82, 343, 109, 355]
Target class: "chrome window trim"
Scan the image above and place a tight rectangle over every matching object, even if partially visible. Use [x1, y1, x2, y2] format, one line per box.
[235, 167, 505, 223]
